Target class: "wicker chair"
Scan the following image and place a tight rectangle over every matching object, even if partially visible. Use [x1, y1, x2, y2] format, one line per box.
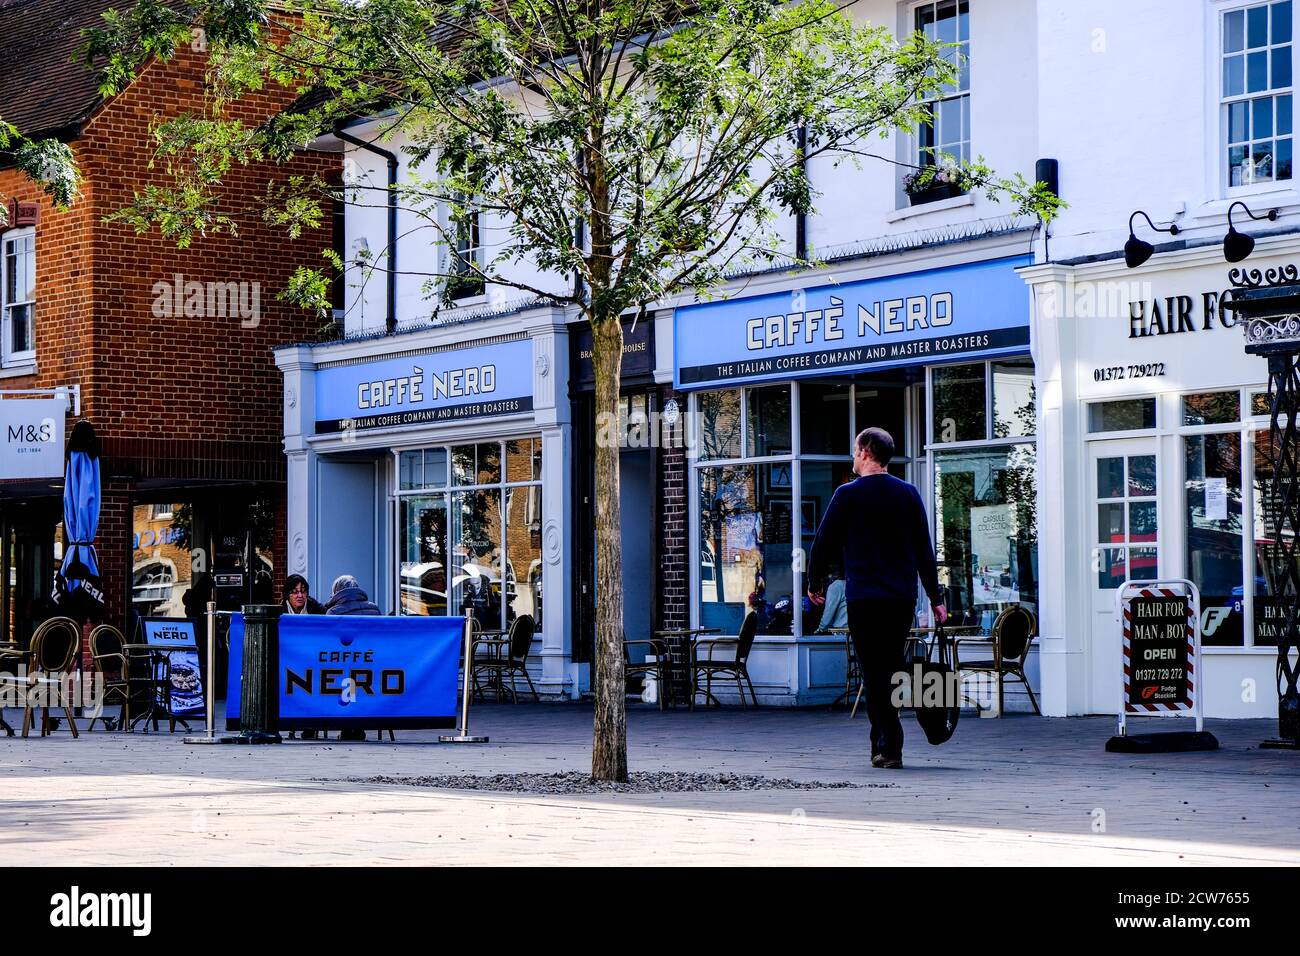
[472, 614, 539, 703]
[624, 634, 670, 710]
[694, 611, 759, 708]
[954, 604, 1040, 715]
[0, 617, 82, 738]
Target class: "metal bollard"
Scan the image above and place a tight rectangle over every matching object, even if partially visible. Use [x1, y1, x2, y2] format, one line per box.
[183, 601, 222, 745]
[238, 603, 282, 744]
[440, 609, 488, 743]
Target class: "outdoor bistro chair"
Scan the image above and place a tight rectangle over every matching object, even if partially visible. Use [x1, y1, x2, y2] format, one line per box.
[623, 633, 670, 710]
[953, 604, 1040, 716]
[693, 611, 759, 709]
[0, 616, 82, 738]
[87, 624, 140, 731]
[472, 614, 539, 703]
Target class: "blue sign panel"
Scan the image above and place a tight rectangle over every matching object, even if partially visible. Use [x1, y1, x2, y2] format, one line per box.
[674, 256, 1031, 388]
[226, 614, 462, 730]
[314, 337, 534, 433]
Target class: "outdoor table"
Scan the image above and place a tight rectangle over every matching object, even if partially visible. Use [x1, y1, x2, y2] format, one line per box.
[652, 627, 721, 710]
[470, 628, 511, 701]
[121, 643, 192, 733]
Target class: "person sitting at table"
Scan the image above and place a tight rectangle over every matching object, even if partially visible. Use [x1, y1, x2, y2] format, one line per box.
[324, 575, 381, 616]
[324, 575, 380, 742]
[813, 566, 849, 633]
[282, 574, 324, 615]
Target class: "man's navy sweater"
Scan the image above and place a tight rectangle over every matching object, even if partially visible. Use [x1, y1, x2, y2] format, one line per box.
[808, 472, 941, 604]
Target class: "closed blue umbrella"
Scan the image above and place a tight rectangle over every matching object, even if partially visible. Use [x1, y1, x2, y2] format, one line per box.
[53, 420, 104, 619]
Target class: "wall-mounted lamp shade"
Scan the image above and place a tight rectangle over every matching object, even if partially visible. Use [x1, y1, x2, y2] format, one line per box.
[1124, 234, 1155, 269]
[1123, 210, 1179, 269]
[1223, 202, 1278, 263]
[1224, 226, 1255, 263]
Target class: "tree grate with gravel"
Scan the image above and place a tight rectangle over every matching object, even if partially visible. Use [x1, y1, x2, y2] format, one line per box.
[336, 772, 892, 794]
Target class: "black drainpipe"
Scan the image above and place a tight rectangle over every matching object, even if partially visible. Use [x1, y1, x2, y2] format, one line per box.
[335, 125, 399, 334]
[795, 123, 808, 262]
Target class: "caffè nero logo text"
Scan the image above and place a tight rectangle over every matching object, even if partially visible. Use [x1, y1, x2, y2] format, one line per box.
[152, 273, 261, 328]
[745, 292, 954, 351]
[355, 364, 497, 410]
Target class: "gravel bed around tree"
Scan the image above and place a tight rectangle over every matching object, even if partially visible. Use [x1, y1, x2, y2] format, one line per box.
[334, 772, 892, 794]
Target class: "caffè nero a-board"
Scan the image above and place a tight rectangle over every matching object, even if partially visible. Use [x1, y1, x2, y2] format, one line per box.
[1107, 578, 1219, 753]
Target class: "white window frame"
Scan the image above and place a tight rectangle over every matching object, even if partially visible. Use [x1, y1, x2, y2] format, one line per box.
[1, 227, 36, 367]
[1215, 0, 1297, 197]
[446, 198, 486, 303]
[910, 0, 971, 177]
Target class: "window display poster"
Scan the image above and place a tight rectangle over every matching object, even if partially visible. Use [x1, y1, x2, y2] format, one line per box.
[970, 505, 1017, 604]
[1205, 477, 1228, 522]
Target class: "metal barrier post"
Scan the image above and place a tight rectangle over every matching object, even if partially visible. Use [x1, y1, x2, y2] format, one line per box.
[440, 610, 488, 743]
[183, 601, 223, 745]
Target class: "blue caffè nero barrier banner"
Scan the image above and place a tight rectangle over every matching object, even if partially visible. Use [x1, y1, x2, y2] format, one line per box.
[226, 614, 462, 730]
[674, 255, 1031, 389]
[314, 336, 534, 434]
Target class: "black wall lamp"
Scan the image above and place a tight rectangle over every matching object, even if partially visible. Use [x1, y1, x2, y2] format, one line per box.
[1224, 200, 1279, 263]
[1124, 210, 1180, 268]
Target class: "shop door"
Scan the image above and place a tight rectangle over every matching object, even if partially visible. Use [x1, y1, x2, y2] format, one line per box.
[1087, 439, 1160, 713]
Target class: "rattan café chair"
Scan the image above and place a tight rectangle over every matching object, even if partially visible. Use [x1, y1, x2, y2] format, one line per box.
[953, 604, 1040, 716]
[0, 617, 83, 738]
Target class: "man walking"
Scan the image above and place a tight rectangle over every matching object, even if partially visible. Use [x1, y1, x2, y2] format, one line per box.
[808, 427, 946, 769]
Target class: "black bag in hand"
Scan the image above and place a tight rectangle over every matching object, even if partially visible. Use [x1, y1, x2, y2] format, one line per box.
[912, 623, 959, 745]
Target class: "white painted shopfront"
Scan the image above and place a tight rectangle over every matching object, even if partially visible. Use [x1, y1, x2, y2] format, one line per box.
[1022, 239, 1299, 718]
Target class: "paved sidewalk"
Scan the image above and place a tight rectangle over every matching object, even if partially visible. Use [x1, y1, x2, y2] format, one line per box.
[1, 704, 1297, 865]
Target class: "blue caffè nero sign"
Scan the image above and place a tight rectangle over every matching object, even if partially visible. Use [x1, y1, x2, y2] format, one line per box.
[673, 255, 1031, 388]
[314, 337, 534, 433]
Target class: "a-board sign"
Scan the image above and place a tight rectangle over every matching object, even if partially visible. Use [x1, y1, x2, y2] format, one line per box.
[1123, 590, 1194, 711]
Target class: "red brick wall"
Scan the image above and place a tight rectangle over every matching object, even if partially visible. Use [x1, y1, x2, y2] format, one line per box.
[1, 33, 336, 636]
[657, 387, 688, 630]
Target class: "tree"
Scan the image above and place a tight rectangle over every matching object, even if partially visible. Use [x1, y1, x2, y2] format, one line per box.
[87, 0, 1061, 781]
[0, 120, 80, 223]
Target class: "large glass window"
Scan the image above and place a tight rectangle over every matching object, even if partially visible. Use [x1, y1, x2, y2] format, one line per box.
[693, 376, 919, 637]
[1252, 429, 1297, 645]
[397, 438, 542, 631]
[1222, 1, 1293, 188]
[1185, 434, 1245, 646]
[932, 362, 986, 442]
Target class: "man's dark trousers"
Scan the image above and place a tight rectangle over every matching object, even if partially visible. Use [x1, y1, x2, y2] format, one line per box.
[847, 597, 915, 760]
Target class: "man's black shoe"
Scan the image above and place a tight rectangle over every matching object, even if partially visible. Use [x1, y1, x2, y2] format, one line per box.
[870, 754, 886, 768]
[880, 756, 904, 769]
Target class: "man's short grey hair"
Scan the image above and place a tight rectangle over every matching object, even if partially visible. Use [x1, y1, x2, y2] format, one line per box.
[331, 574, 360, 595]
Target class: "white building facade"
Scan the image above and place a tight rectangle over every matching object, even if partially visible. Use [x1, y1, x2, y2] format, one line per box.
[277, 0, 1298, 715]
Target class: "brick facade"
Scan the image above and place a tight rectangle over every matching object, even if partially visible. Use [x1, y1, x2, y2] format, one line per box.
[656, 386, 688, 631]
[0, 34, 335, 639]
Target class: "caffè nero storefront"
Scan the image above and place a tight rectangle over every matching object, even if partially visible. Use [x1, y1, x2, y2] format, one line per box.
[671, 251, 1041, 707]
[1021, 239, 1299, 718]
[275, 304, 582, 699]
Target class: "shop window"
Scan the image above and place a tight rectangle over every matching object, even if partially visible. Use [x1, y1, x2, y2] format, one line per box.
[1, 229, 35, 366]
[933, 444, 1037, 627]
[400, 448, 448, 490]
[745, 385, 792, 457]
[854, 386, 906, 452]
[1183, 391, 1241, 425]
[698, 388, 742, 460]
[932, 362, 987, 442]
[398, 438, 542, 631]
[1252, 429, 1296, 645]
[1251, 390, 1275, 415]
[799, 382, 850, 456]
[697, 463, 794, 635]
[1087, 398, 1156, 433]
[992, 359, 1035, 438]
[1222, 2, 1293, 188]
[1185, 434, 1245, 646]
[131, 504, 193, 618]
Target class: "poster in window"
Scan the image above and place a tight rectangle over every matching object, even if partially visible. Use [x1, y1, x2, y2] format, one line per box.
[970, 504, 1017, 604]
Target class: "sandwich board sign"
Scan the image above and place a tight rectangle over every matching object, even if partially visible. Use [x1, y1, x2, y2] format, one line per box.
[1108, 578, 1218, 752]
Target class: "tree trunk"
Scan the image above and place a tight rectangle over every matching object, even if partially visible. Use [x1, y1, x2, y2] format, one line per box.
[590, 314, 627, 782]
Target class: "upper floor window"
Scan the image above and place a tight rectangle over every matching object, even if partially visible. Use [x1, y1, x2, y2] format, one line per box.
[1222, 1, 1293, 189]
[447, 198, 485, 301]
[913, 0, 970, 192]
[1, 229, 35, 366]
